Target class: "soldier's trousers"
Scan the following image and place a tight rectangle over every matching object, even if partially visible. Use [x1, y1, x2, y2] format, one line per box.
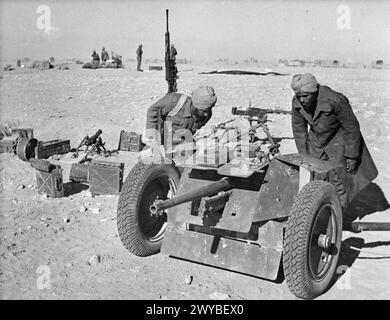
[311, 152, 348, 209]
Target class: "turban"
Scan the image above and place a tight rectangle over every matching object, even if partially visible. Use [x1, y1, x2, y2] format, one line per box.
[191, 86, 217, 110]
[291, 73, 318, 94]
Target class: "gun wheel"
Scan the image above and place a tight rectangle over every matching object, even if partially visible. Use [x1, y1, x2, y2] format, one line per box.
[283, 181, 342, 299]
[117, 161, 180, 257]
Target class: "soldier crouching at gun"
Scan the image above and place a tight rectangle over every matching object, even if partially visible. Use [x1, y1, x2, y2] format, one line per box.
[142, 86, 218, 160]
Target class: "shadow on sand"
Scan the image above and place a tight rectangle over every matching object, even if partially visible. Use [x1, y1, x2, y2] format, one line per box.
[329, 182, 390, 289]
[343, 182, 390, 229]
[63, 181, 88, 197]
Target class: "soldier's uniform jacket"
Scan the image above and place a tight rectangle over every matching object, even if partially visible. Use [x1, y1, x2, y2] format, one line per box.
[146, 92, 209, 140]
[292, 85, 378, 202]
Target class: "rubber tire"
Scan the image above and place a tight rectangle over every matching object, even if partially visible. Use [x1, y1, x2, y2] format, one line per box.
[117, 161, 180, 257]
[16, 137, 38, 161]
[283, 180, 342, 299]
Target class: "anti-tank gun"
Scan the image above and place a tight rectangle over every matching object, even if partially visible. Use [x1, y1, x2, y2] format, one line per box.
[116, 104, 357, 300]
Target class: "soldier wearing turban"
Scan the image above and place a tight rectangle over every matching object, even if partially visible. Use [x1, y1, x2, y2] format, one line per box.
[144, 86, 217, 149]
[291, 73, 378, 212]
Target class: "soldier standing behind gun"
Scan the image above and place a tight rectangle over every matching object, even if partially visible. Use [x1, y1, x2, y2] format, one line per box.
[290, 73, 377, 212]
[136, 44, 143, 71]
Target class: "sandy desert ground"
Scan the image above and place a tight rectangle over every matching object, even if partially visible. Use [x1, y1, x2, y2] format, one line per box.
[0, 62, 389, 300]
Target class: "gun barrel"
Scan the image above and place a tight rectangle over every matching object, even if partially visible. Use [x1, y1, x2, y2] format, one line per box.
[166, 9, 169, 32]
[231, 106, 291, 117]
[351, 222, 390, 233]
[265, 109, 292, 115]
[150, 177, 231, 215]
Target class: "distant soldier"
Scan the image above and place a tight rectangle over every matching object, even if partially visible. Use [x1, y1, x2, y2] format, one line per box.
[290, 73, 378, 210]
[91, 50, 100, 63]
[170, 44, 178, 79]
[101, 47, 109, 62]
[170, 44, 177, 61]
[136, 44, 143, 71]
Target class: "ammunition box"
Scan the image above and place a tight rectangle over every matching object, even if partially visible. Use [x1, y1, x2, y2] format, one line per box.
[89, 160, 124, 195]
[34, 159, 64, 198]
[118, 130, 144, 152]
[11, 128, 34, 138]
[30, 158, 56, 172]
[0, 136, 18, 154]
[69, 163, 90, 183]
[35, 139, 71, 159]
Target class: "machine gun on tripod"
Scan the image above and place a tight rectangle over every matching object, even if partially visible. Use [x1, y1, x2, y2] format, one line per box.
[230, 106, 292, 155]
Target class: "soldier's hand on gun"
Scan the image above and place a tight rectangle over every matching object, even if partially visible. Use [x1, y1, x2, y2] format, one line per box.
[346, 158, 357, 173]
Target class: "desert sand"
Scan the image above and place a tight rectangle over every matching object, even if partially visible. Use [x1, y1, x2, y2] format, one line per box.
[0, 62, 389, 299]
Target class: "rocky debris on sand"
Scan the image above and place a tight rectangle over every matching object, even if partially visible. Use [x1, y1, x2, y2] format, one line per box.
[90, 207, 100, 214]
[54, 226, 65, 234]
[63, 217, 71, 223]
[27, 184, 35, 189]
[79, 205, 87, 213]
[81, 190, 93, 198]
[184, 275, 193, 285]
[11, 199, 19, 205]
[88, 254, 101, 266]
[209, 291, 230, 300]
[3, 64, 15, 71]
[30, 60, 54, 70]
[41, 194, 48, 200]
[17, 184, 25, 191]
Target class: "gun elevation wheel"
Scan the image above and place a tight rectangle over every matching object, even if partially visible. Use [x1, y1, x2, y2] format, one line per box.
[117, 161, 180, 257]
[283, 180, 342, 299]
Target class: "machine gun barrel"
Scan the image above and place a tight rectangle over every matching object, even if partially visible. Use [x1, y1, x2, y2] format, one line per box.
[150, 177, 231, 216]
[231, 107, 291, 117]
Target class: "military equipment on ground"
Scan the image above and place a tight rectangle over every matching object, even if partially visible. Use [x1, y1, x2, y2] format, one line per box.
[116, 105, 350, 299]
[0, 136, 19, 154]
[89, 160, 124, 195]
[69, 163, 90, 183]
[11, 128, 34, 138]
[35, 139, 71, 159]
[118, 130, 144, 152]
[351, 221, 390, 233]
[72, 129, 106, 158]
[30, 158, 64, 198]
[165, 9, 177, 93]
[16, 137, 39, 161]
[1, 128, 35, 158]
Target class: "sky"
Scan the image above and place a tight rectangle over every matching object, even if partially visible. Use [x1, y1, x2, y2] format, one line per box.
[0, 0, 389, 63]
